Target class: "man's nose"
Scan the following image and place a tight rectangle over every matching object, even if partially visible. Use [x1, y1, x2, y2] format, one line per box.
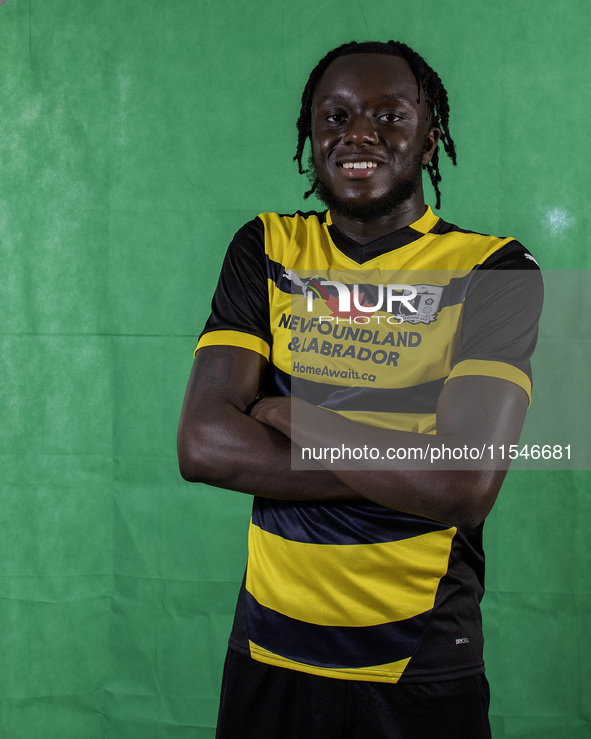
[343, 115, 378, 144]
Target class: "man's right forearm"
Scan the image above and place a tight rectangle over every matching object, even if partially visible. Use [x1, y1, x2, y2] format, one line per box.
[177, 346, 361, 503]
[178, 401, 360, 502]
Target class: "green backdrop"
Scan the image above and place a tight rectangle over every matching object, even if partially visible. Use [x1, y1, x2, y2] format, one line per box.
[1, 0, 589, 737]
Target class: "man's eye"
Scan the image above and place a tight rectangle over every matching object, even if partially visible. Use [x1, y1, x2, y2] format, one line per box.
[326, 113, 347, 123]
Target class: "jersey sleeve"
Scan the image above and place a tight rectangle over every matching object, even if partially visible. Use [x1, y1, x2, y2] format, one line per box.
[447, 241, 543, 403]
[196, 217, 272, 359]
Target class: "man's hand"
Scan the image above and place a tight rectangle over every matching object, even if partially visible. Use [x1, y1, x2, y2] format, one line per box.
[249, 395, 291, 435]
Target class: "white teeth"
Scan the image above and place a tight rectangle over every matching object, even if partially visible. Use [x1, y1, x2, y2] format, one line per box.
[342, 161, 378, 169]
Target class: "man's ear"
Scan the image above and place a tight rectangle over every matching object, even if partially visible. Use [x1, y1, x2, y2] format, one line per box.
[422, 127, 441, 166]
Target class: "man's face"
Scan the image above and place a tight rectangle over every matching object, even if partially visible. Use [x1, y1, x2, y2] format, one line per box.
[311, 53, 440, 221]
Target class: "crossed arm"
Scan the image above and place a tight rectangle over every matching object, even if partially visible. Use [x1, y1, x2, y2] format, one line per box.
[177, 345, 358, 503]
[177, 344, 529, 531]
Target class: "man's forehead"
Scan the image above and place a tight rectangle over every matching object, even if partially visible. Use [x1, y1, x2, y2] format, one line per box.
[315, 91, 416, 107]
[314, 53, 418, 100]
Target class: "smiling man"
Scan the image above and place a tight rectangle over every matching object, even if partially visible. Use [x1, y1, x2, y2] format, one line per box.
[310, 53, 439, 232]
[178, 41, 542, 739]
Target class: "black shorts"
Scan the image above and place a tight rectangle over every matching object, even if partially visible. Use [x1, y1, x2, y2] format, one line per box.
[216, 647, 492, 739]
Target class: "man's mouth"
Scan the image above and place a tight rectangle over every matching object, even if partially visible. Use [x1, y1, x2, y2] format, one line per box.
[340, 161, 379, 170]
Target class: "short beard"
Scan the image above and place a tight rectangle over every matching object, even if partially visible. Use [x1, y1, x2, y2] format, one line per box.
[307, 154, 423, 222]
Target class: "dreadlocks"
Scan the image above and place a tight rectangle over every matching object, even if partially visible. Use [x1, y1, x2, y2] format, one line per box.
[294, 40, 457, 210]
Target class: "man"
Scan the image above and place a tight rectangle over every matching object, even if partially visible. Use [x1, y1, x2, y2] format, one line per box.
[178, 40, 542, 738]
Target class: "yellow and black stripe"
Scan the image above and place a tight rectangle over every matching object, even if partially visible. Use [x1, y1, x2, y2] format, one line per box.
[246, 500, 455, 682]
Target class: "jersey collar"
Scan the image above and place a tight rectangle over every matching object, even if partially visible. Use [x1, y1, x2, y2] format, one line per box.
[325, 206, 440, 265]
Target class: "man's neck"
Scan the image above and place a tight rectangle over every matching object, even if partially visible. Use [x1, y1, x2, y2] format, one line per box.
[329, 199, 427, 245]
